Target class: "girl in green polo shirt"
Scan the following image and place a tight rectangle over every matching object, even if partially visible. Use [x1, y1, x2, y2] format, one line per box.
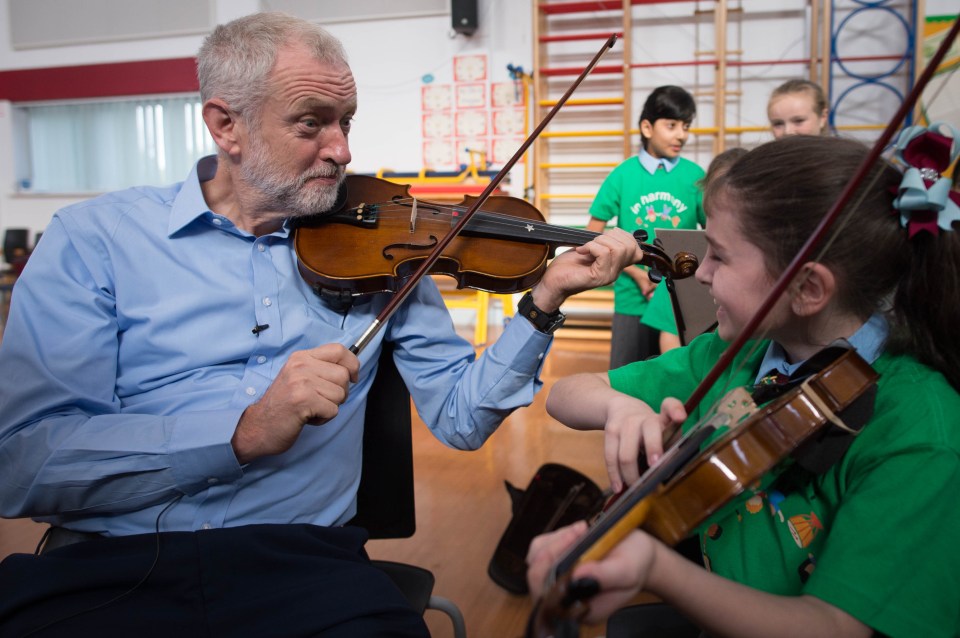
[528, 134, 960, 638]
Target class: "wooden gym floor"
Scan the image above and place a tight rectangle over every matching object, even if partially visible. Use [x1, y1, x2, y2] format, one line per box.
[0, 332, 630, 637]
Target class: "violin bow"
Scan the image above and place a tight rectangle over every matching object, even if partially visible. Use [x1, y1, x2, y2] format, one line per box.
[349, 33, 619, 354]
[534, 14, 960, 627]
[680, 15, 960, 415]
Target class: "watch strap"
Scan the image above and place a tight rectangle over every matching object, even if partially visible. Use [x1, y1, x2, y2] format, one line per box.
[517, 291, 566, 334]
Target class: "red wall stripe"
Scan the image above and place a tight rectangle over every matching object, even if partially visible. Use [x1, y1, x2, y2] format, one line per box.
[0, 58, 199, 102]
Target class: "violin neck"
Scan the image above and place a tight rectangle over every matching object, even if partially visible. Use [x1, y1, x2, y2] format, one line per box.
[463, 211, 598, 249]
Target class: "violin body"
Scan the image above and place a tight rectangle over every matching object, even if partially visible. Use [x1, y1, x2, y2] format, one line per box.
[642, 348, 878, 546]
[294, 174, 698, 297]
[295, 174, 554, 295]
[531, 348, 878, 637]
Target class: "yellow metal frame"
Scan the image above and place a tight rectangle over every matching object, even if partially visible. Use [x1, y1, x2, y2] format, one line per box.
[375, 149, 493, 186]
[438, 284, 516, 347]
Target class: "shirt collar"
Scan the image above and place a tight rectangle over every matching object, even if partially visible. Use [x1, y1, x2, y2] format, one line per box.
[168, 155, 221, 236]
[754, 312, 889, 384]
[167, 155, 292, 239]
[638, 147, 679, 175]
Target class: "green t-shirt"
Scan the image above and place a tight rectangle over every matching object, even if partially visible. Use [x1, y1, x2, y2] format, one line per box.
[640, 280, 676, 334]
[609, 332, 960, 637]
[590, 156, 705, 316]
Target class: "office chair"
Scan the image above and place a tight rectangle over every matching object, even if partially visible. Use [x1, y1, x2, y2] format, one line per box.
[35, 343, 466, 635]
[606, 602, 701, 638]
[351, 342, 467, 638]
[3, 228, 30, 274]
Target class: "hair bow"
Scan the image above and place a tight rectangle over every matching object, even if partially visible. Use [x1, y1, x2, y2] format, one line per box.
[892, 121, 960, 237]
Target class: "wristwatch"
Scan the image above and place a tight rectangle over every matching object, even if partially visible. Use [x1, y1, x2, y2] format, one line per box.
[517, 291, 566, 334]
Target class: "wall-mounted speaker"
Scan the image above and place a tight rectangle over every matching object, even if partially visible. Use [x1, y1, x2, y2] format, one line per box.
[452, 0, 478, 35]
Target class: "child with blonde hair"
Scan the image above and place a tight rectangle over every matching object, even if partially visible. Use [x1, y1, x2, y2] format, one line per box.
[767, 79, 829, 138]
[529, 134, 960, 637]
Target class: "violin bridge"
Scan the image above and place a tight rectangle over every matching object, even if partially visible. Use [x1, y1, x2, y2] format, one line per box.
[410, 197, 418, 233]
[716, 387, 757, 426]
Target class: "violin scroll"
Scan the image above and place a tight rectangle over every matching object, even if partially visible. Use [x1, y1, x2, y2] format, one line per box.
[293, 176, 702, 297]
[632, 230, 700, 282]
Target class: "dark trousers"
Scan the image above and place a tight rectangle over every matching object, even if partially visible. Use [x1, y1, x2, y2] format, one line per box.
[0, 524, 428, 638]
[610, 312, 659, 369]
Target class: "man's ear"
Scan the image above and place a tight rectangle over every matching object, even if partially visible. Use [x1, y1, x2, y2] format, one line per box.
[202, 98, 243, 157]
[791, 262, 836, 317]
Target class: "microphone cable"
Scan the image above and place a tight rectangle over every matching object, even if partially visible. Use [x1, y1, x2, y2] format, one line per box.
[22, 494, 184, 637]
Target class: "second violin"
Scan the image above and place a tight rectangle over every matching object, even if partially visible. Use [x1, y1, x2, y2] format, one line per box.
[530, 346, 879, 637]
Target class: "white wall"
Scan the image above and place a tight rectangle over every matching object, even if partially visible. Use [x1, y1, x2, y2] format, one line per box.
[0, 0, 533, 237]
[0, 0, 955, 239]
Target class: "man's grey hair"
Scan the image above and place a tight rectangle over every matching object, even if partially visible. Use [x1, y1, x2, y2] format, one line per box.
[197, 12, 349, 122]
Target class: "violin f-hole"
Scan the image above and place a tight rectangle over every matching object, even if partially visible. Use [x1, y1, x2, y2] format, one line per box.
[383, 235, 439, 261]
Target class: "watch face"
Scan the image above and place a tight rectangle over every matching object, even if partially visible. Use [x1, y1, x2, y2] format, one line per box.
[519, 292, 566, 333]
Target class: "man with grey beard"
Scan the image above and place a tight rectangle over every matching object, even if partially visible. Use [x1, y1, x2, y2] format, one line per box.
[0, 12, 645, 637]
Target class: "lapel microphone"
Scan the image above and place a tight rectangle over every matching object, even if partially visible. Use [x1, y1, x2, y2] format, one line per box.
[252, 324, 270, 335]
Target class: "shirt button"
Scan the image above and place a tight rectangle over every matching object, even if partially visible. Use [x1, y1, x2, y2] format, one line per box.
[538, 353, 544, 360]
[207, 477, 218, 485]
[257, 355, 267, 364]
[245, 387, 256, 396]
[258, 244, 266, 252]
[212, 218, 223, 226]
[262, 297, 272, 307]
[201, 523, 213, 530]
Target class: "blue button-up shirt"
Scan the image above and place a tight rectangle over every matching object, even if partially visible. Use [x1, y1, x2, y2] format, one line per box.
[638, 147, 679, 175]
[755, 312, 889, 383]
[0, 156, 552, 536]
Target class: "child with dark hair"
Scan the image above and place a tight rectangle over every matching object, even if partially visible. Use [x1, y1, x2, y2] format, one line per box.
[642, 146, 748, 353]
[587, 85, 705, 368]
[530, 134, 960, 637]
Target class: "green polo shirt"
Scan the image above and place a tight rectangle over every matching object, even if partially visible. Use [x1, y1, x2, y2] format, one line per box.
[609, 331, 960, 637]
[590, 155, 704, 316]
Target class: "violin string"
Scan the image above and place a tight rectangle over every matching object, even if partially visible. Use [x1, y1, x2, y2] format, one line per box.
[342, 200, 599, 243]
[637, 154, 903, 529]
[356, 204, 596, 240]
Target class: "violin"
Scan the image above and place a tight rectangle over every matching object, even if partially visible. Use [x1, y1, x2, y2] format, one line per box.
[293, 173, 700, 296]
[308, 34, 620, 354]
[530, 347, 879, 637]
[526, 17, 960, 638]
